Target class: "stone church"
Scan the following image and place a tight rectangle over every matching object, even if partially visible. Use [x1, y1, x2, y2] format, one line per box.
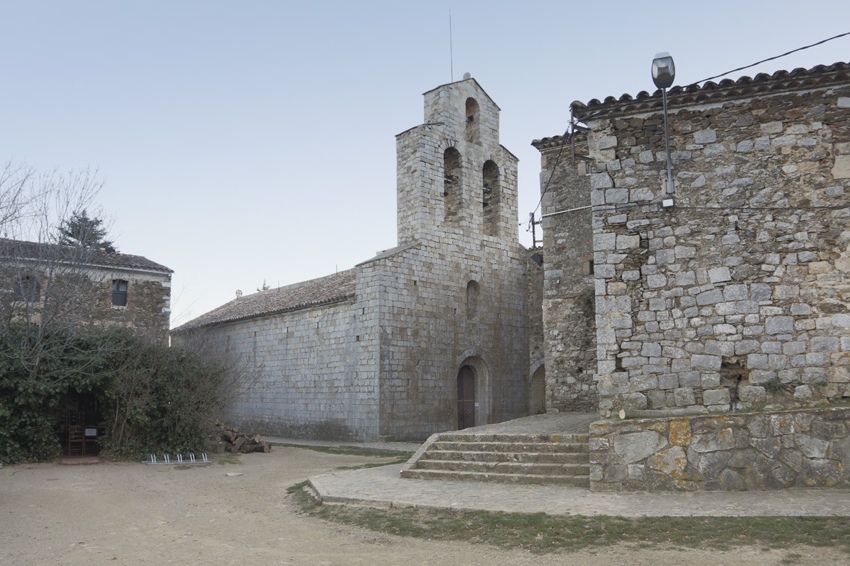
[175, 77, 543, 441]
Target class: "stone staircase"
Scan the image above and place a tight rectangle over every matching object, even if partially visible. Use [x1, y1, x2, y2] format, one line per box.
[400, 432, 590, 487]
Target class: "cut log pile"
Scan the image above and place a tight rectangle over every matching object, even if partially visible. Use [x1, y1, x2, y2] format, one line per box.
[214, 421, 272, 454]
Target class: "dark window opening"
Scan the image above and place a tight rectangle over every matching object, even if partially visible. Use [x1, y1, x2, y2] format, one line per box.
[444, 147, 462, 219]
[465, 97, 480, 143]
[14, 275, 40, 302]
[483, 160, 500, 236]
[112, 279, 128, 306]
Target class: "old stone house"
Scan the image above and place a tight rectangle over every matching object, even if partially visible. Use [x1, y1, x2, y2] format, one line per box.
[0, 238, 172, 339]
[1, 238, 172, 454]
[175, 77, 543, 441]
[535, 61, 850, 490]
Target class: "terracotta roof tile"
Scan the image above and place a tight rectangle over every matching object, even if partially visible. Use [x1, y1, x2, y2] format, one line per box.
[571, 61, 850, 120]
[173, 269, 357, 332]
[0, 238, 171, 273]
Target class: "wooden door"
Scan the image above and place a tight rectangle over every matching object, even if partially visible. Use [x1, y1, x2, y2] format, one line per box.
[457, 366, 475, 430]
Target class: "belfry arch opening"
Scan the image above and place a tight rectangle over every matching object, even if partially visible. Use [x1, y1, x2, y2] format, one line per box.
[465, 97, 479, 143]
[443, 147, 462, 220]
[483, 160, 500, 236]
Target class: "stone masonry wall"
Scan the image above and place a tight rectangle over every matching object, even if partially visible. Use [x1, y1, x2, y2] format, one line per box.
[359, 240, 530, 441]
[589, 407, 850, 490]
[533, 137, 598, 411]
[208, 299, 380, 441]
[586, 84, 850, 415]
[0, 265, 171, 341]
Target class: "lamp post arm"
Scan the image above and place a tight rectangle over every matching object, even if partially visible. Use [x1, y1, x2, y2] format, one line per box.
[662, 87, 674, 194]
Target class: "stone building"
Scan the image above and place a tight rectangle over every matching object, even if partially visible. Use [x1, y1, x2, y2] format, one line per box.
[0, 238, 172, 340]
[175, 77, 541, 441]
[535, 62, 850, 490]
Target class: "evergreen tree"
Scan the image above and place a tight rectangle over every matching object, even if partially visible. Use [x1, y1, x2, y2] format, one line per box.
[58, 210, 117, 252]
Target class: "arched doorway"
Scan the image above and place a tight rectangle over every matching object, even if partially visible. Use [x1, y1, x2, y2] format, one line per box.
[529, 365, 546, 414]
[456, 365, 475, 430]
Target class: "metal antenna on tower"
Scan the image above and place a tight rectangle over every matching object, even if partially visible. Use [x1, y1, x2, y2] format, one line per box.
[449, 9, 454, 82]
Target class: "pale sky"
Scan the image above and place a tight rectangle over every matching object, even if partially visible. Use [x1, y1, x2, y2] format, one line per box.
[1, 1, 848, 328]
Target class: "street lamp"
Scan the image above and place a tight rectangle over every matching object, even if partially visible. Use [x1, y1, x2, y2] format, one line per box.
[652, 52, 675, 197]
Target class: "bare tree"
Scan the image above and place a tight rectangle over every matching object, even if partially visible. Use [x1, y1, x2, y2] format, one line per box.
[171, 326, 265, 417]
[0, 165, 113, 384]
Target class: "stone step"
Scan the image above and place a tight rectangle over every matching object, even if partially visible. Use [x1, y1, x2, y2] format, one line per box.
[422, 450, 589, 464]
[401, 468, 590, 488]
[432, 441, 588, 453]
[415, 459, 589, 476]
[435, 433, 588, 443]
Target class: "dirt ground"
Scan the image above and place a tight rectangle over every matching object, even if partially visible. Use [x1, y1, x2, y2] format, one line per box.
[0, 447, 843, 565]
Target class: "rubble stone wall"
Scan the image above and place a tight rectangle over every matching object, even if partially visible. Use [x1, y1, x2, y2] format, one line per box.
[532, 138, 598, 411]
[586, 84, 850, 415]
[589, 407, 850, 490]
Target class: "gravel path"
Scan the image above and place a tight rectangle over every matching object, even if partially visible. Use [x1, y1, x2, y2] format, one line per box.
[0, 447, 844, 565]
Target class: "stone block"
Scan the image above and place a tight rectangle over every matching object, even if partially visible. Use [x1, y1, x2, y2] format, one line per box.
[597, 136, 618, 150]
[696, 289, 724, 306]
[691, 428, 736, 453]
[810, 337, 840, 353]
[747, 353, 769, 370]
[674, 387, 696, 406]
[761, 121, 783, 134]
[833, 155, 850, 179]
[679, 371, 701, 387]
[721, 284, 747, 301]
[708, 267, 731, 283]
[750, 284, 771, 301]
[591, 173, 614, 189]
[705, 144, 726, 157]
[734, 340, 760, 355]
[694, 129, 717, 144]
[658, 373, 679, 390]
[793, 385, 814, 402]
[630, 187, 655, 201]
[595, 264, 616, 278]
[795, 434, 829, 459]
[691, 354, 721, 370]
[605, 188, 630, 204]
[738, 385, 766, 404]
[765, 316, 795, 335]
[704, 388, 731, 406]
[630, 375, 658, 392]
[616, 234, 640, 250]
[736, 140, 754, 153]
[614, 431, 668, 463]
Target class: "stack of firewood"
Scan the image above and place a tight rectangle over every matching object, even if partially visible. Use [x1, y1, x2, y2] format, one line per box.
[213, 421, 272, 453]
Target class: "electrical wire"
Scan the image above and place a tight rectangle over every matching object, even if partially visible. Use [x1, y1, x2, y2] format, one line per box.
[692, 31, 850, 86]
[529, 128, 569, 221]
[527, 32, 850, 224]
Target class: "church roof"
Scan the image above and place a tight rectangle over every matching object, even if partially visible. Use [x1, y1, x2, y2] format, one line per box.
[0, 238, 171, 273]
[173, 268, 357, 332]
[570, 61, 850, 121]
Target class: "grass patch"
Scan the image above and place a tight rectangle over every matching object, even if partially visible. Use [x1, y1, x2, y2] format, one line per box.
[277, 443, 413, 460]
[287, 484, 850, 555]
[277, 444, 413, 470]
[213, 452, 241, 465]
